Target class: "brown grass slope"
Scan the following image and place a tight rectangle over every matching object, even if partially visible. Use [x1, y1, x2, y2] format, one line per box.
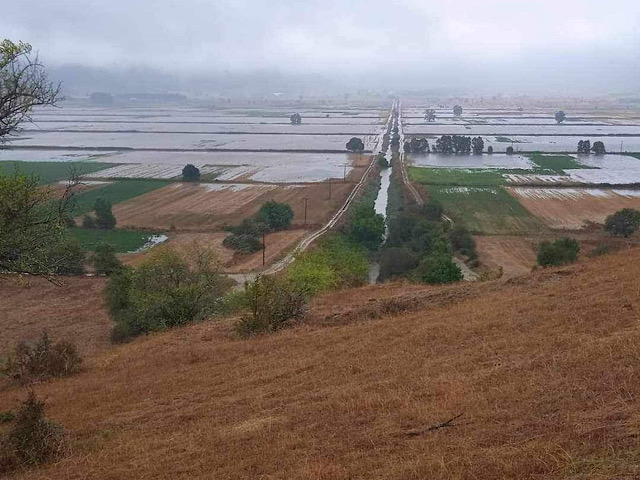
[2, 250, 640, 479]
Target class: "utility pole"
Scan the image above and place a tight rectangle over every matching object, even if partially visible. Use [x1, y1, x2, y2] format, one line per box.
[328, 179, 332, 199]
[262, 233, 265, 266]
[343, 163, 348, 182]
[303, 197, 308, 226]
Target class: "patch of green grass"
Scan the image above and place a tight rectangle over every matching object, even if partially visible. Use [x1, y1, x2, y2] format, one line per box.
[409, 167, 510, 187]
[526, 153, 595, 174]
[0, 161, 117, 184]
[70, 179, 170, 215]
[625, 153, 640, 160]
[68, 228, 160, 253]
[427, 186, 545, 235]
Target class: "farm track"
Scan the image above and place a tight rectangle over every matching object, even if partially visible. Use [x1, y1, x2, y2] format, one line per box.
[230, 108, 394, 284]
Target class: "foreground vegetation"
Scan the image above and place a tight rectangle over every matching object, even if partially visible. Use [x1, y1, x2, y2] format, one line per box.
[0, 161, 116, 184]
[70, 179, 170, 216]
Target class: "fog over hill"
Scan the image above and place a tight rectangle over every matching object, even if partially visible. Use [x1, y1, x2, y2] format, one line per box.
[3, 0, 640, 96]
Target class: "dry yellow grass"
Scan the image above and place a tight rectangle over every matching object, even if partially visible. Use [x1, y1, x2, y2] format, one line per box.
[1, 248, 640, 479]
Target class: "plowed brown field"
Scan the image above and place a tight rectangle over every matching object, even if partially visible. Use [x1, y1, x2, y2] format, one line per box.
[113, 182, 352, 231]
[508, 187, 640, 229]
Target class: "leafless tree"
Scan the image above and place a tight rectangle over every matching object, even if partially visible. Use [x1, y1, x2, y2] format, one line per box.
[1, 39, 62, 140]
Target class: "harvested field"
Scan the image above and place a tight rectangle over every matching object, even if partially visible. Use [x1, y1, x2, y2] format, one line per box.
[225, 228, 310, 272]
[475, 235, 537, 277]
[0, 275, 111, 358]
[509, 187, 640, 229]
[113, 182, 352, 231]
[2, 248, 640, 478]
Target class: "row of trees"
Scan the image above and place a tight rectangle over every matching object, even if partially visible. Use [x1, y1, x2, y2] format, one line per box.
[577, 140, 606, 155]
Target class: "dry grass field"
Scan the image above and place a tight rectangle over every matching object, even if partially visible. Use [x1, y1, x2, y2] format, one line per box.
[475, 236, 538, 277]
[1, 247, 640, 478]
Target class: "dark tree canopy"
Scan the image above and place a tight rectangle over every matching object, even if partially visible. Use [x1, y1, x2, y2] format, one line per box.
[94, 198, 116, 230]
[424, 109, 436, 122]
[555, 111, 567, 124]
[471, 136, 484, 155]
[1, 40, 61, 139]
[346, 137, 365, 153]
[258, 201, 294, 231]
[506, 146, 515, 155]
[435, 135, 454, 154]
[577, 140, 591, 154]
[404, 137, 429, 154]
[592, 141, 606, 155]
[605, 208, 640, 237]
[453, 105, 463, 117]
[487, 146, 494, 154]
[182, 164, 200, 181]
[537, 238, 580, 267]
[290, 113, 302, 125]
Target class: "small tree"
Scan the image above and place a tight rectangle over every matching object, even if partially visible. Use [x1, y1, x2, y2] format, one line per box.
[258, 201, 294, 231]
[424, 109, 436, 122]
[92, 243, 122, 275]
[592, 141, 606, 155]
[471, 136, 484, 155]
[182, 164, 200, 182]
[537, 238, 580, 267]
[487, 146, 494, 154]
[377, 153, 389, 168]
[453, 105, 463, 117]
[415, 252, 462, 284]
[577, 140, 591, 154]
[506, 146, 515, 155]
[604, 208, 640, 237]
[346, 137, 365, 153]
[93, 198, 116, 230]
[555, 111, 566, 124]
[349, 204, 385, 250]
[290, 113, 302, 125]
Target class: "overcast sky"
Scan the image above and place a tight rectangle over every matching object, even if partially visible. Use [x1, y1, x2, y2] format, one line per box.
[4, 0, 640, 94]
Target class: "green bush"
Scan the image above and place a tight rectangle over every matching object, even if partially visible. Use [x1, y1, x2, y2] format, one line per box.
[0, 392, 64, 473]
[231, 217, 268, 237]
[604, 208, 640, 237]
[94, 198, 116, 230]
[422, 200, 444, 222]
[92, 242, 123, 275]
[1, 332, 83, 384]
[47, 237, 85, 275]
[537, 238, 580, 267]
[450, 225, 477, 259]
[106, 245, 226, 341]
[349, 203, 385, 251]
[0, 412, 15, 424]
[288, 236, 368, 294]
[415, 253, 463, 285]
[377, 153, 389, 168]
[235, 275, 307, 337]
[378, 247, 419, 282]
[258, 201, 294, 231]
[182, 164, 200, 181]
[223, 233, 263, 253]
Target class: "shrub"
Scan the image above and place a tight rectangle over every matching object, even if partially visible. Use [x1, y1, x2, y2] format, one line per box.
[235, 275, 307, 337]
[47, 238, 85, 275]
[604, 208, 640, 237]
[450, 226, 477, 259]
[94, 198, 116, 230]
[487, 146, 494, 154]
[346, 137, 365, 153]
[377, 153, 389, 168]
[349, 203, 385, 251]
[232, 217, 268, 237]
[378, 247, 419, 281]
[537, 238, 580, 267]
[92, 242, 122, 275]
[0, 412, 14, 424]
[106, 245, 225, 341]
[589, 244, 612, 257]
[506, 146, 514, 155]
[422, 200, 443, 222]
[182, 164, 200, 181]
[223, 233, 263, 253]
[258, 201, 294, 231]
[415, 252, 463, 285]
[1, 332, 83, 384]
[0, 392, 64, 472]
[81, 214, 95, 229]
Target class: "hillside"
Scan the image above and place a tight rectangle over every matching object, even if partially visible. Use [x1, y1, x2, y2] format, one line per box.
[1, 248, 640, 479]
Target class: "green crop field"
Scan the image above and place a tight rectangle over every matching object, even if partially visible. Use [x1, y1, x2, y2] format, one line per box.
[68, 228, 160, 253]
[427, 186, 545, 234]
[526, 154, 595, 174]
[70, 179, 170, 215]
[0, 161, 117, 184]
[409, 167, 510, 186]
